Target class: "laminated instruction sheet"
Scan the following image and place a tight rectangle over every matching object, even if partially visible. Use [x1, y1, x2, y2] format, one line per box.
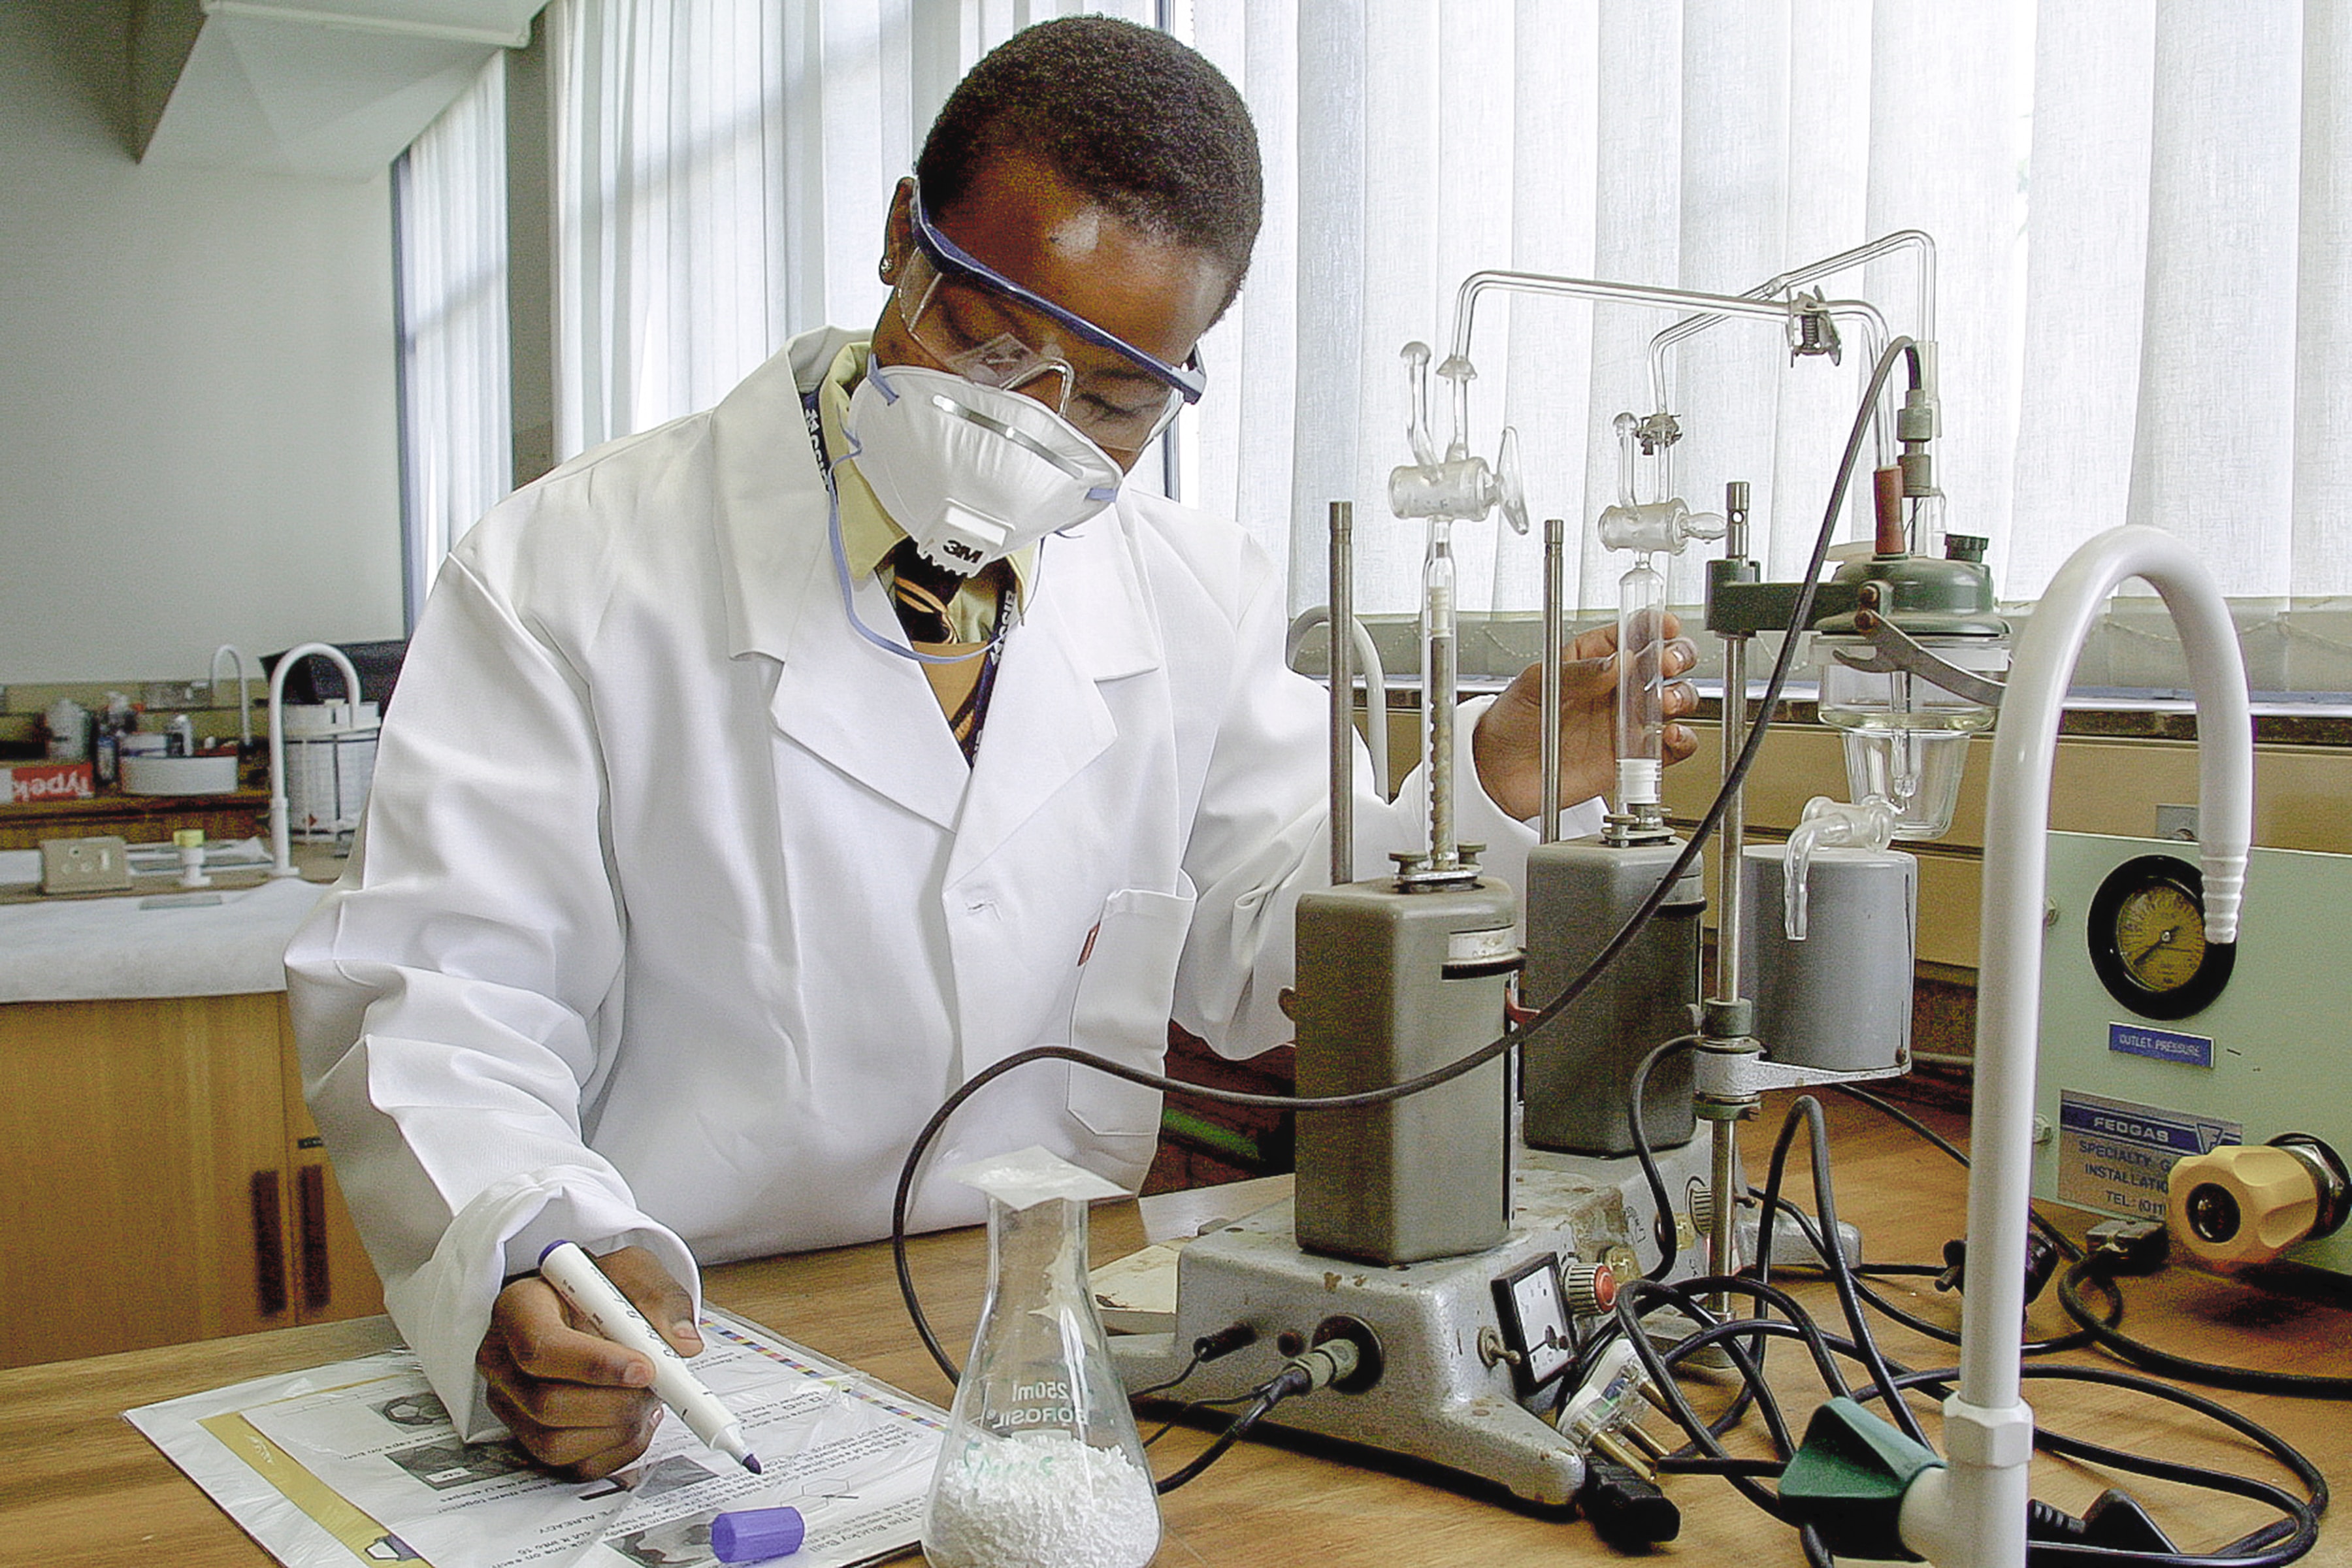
[127, 1309, 943, 1568]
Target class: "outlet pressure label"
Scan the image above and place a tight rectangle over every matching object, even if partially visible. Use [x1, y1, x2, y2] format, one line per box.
[2054, 1090, 2240, 1221]
[2108, 1023, 2213, 1069]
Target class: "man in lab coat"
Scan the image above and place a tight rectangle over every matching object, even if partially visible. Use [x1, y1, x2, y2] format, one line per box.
[287, 17, 1697, 1477]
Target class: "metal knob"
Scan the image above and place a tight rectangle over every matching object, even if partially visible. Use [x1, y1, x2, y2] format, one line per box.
[2166, 1135, 2349, 1271]
[1564, 1261, 1618, 1318]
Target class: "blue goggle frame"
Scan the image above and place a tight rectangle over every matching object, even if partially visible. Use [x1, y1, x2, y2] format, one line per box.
[908, 184, 1209, 408]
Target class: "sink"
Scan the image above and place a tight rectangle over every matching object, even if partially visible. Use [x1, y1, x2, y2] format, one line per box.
[120, 755, 239, 796]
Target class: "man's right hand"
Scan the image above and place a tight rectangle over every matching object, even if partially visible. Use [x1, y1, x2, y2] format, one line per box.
[477, 1245, 703, 1478]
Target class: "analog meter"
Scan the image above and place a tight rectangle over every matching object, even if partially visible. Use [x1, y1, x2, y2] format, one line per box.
[2086, 853, 2236, 1021]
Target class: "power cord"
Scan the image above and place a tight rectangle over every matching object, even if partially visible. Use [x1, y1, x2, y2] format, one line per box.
[1593, 1264, 2325, 1565]
[1748, 1190, 2104, 1356]
[1753, 1094, 1931, 1444]
[1829, 1084, 2083, 1261]
[1152, 1337, 1360, 1494]
[1627, 1034, 1698, 1280]
[1870, 1362, 2326, 1567]
[1128, 1321, 1258, 1405]
[1139, 1390, 1261, 1449]
[2057, 1226, 2352, 1399]
[1603, 1093, 2328, 1564]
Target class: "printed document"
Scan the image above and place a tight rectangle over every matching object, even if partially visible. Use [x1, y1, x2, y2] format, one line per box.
[127, 1309, 943, 1568]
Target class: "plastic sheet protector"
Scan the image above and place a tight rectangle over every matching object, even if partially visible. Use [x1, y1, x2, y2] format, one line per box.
[125, 1309, 943, 1567]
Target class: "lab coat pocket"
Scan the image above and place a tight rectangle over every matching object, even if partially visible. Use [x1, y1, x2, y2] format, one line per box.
[1066, 885, 1196, 1139]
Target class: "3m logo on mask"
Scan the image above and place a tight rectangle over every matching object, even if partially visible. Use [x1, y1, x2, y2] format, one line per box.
[939, 538, 985, 567]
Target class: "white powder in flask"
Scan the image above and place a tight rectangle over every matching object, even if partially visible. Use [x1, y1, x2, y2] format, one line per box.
[925, 1431, 1160, 1568]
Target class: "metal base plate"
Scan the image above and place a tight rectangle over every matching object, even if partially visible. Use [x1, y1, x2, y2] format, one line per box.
[1110, 1139, 1717, 1507]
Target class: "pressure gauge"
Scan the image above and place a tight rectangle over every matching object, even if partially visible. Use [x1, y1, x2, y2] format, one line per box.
[2086, 853, 2236, 1021]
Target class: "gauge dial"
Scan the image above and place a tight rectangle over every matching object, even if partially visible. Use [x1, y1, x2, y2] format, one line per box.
[2087, 854, 2236, 1021]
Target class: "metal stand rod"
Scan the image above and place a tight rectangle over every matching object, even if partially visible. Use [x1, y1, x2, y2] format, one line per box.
[1713, 489, 1751, 1003]
[1710, 1119, 1741, 1286]
[1708, 482, 1755, 1313]
[1540, 517, 1564, 844]
[1329, 500, 1354, 888]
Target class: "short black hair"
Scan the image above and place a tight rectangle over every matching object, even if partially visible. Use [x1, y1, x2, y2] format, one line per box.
[917, 16, 1262, 315]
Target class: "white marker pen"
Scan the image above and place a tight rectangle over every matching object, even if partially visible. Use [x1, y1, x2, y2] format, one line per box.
[536, 1241, 763, 1474]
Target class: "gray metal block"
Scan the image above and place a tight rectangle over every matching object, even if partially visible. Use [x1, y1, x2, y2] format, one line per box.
[1292, 877, 1518, 1264]
[1521, 840, 1704, 1156]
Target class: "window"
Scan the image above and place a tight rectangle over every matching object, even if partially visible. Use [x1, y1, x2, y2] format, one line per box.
[393, 54, 512, 628]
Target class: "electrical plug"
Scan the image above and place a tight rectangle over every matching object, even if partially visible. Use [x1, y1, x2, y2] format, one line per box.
[1294, 1335, 1360, 1392]
[1933, 1232, 2062, 1303]
[1558, 1339, 1658, 1457]
[1267, 1335, 1361, 1400]
[2027, 1490, 2176, 1554]
[2086, 1219, 2170, 1276]
[1579, 1456, 1680, 1551]
[1192, 1323, 1257, 1364]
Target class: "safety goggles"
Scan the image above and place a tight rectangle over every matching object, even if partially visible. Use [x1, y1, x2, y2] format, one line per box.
[895, 184, 1208, 456]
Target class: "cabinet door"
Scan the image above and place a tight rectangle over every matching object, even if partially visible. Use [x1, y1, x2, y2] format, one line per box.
[275, 1000, 385, 1326]
[0, 994, 291, 1367]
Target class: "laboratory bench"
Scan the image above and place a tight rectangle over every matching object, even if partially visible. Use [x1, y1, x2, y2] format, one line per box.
[3, 1091, 2346, 1565]
[0, 841, 380, 1371]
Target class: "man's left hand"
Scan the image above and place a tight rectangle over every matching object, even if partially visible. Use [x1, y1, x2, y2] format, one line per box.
[1472, 615, 1700, 822]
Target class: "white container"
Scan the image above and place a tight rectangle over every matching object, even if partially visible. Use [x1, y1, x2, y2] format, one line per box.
[281, 701, 380, 839]
[45, 699, 90, 760]
[121, 754, 240, 796]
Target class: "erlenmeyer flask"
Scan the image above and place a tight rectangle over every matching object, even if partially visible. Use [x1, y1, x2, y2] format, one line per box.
[923, 1149, 1160, 1568]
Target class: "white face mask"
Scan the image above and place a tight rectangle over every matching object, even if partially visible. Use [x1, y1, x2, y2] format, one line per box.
[843, 363, 1123, 572]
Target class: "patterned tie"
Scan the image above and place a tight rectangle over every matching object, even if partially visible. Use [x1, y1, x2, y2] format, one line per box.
[887, 538, 1003, 762]
[889, 538, 966, 644]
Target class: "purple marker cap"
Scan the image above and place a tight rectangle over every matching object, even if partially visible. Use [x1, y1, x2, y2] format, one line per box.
[710, 1506, 805, 1563]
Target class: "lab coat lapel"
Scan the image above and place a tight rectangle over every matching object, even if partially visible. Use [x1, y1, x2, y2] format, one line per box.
[709, 336, 968, 830]
[947, 511, 1160, 878]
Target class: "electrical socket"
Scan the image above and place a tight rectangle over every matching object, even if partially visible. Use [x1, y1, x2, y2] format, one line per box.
[40, 835, 132, 894]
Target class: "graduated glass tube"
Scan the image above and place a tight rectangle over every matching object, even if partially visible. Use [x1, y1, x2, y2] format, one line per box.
[1614, 554, 1667, 814]
[1422, 517, 1460, 866]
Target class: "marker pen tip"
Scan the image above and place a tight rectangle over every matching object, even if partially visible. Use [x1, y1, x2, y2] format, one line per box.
[743, 1453, 764, 1475]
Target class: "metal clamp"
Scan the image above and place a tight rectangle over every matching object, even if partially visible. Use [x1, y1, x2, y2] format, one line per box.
[1633, 412, 1682, 455]
[1838, 603, 2007, 710]
[1787, 289, 1842, 364]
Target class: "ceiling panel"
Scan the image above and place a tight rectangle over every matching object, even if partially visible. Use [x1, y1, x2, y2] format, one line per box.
[137, 0, 546, 178]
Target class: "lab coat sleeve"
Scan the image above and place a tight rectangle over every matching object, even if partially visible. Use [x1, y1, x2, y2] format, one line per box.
[285, 547, 696, 1441]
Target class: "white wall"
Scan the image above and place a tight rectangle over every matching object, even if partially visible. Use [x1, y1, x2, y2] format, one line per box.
[0, 0, 404, 686]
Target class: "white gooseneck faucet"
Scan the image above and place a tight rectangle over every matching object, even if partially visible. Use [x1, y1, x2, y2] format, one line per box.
[209, 645, 254, 749]
[1897, 525, 2251, 1568]
[267, 642, 365, 879]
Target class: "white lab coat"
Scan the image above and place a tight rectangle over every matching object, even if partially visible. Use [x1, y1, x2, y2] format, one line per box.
[286, 327, 1588, 1434]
